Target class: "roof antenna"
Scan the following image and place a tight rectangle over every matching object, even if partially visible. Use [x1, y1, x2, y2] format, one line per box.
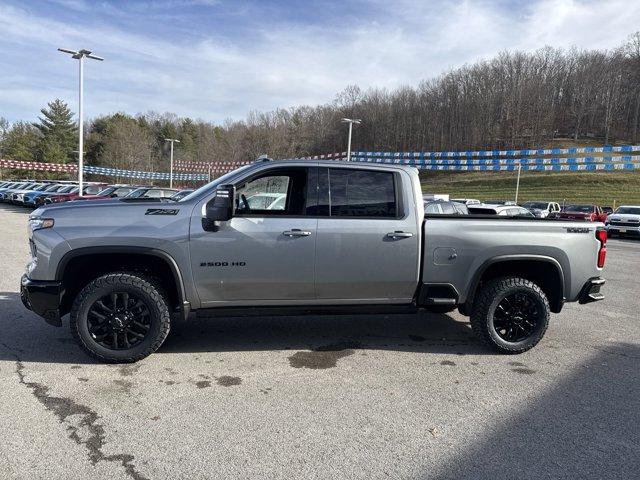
[256, 154, 272, 162]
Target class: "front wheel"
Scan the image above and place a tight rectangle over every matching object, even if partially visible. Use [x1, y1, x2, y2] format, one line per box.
[70, 273, 171, 362]
[470, 277, 550, 354]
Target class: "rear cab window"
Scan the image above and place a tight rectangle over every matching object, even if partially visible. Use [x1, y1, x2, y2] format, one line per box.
[316, 168, 398, 218]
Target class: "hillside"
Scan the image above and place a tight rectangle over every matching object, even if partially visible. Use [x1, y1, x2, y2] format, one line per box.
[420, 170, 640, 207]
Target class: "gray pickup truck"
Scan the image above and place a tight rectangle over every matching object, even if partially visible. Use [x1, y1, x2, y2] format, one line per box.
[21, 160, 607, 362]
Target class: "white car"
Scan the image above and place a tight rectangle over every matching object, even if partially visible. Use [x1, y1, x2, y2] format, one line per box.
[521, 201, 561, 218]
[451, 198, 481, 205]
[245, 192, 287, 210]
[468, 204, 535, 217]
[605, 206, 640, 237]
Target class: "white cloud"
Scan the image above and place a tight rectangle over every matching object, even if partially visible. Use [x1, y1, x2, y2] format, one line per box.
[1, 0, 639, 123]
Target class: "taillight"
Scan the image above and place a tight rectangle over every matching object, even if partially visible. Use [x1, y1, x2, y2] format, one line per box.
[596, 229, 607, 268]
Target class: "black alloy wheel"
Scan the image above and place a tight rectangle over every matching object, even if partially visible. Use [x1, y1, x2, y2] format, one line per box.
[87, 291, 152, 350]
[492, 292, 541, 342]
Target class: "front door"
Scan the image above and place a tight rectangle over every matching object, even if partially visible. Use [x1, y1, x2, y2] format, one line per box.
[314, 167, 420, 302]
[190, 166, 317, 305]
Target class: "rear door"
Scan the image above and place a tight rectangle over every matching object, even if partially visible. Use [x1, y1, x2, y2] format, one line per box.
[314, 167, 420, 302]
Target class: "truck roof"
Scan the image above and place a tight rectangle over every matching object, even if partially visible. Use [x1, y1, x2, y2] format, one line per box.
[260, 159, 419, 172]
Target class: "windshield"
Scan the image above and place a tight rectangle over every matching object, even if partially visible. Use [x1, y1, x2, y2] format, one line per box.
[178, 164, 255, 202]
[565, 205, 593, 213]
[615, 207, 640, 215]
[97, 186, 116, 196]
[522, 202, 548, 209]
[125, 188, 147, 198]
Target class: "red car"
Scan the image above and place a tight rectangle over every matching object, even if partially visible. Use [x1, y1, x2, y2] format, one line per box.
[44, 183, 108, 204]
[556, 204, 608, 222]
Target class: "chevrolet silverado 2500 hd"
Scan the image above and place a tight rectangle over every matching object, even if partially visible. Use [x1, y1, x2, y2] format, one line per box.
[21, 160, 607, 362]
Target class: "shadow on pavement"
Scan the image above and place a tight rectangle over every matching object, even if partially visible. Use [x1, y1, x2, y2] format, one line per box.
[161, 310, 488, 355]
[429, 342, 640, 480]
[0, 289, 490, 363]
[0, 203, 33, 213]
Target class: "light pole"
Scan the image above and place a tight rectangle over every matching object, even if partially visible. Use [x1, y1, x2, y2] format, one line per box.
[341, 118, 361, 161]
[515, 161, 522, 203]
[58, 48, 103, 196]
[164, 138, 180, 188]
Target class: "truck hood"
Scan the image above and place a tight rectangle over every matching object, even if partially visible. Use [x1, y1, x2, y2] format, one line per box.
[608, 214, 640, 223]
[32, 197, 175, 216]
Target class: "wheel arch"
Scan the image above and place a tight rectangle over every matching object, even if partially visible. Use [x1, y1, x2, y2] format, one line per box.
[56, 246, 189, 319]
[461, 255, 566, 315]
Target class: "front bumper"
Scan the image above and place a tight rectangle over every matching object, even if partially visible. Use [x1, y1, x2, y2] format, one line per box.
[606, 224, 640, 236]
[20, 274, 64, 326]
[578, 277, 605, 304]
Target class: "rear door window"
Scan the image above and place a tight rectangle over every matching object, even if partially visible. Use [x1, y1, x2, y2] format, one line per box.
[326, 168, 396, 218]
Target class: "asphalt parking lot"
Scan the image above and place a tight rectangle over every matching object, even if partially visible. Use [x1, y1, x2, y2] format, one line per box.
[0, 204, 638, 480]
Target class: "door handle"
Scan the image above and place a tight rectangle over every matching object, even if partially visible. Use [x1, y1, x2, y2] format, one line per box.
[283, 229, 312, 237]
[386, 231, 413, 239]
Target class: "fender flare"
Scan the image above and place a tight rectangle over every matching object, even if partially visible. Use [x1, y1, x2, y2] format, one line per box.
[56, 246, 190, 319]
[462, 254, 566, 315]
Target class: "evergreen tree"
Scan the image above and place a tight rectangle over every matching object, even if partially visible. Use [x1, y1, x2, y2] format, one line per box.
[33, 99, 76, 163]
[2, 122, 40, 161]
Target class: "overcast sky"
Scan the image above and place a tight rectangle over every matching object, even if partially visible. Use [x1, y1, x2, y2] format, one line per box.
[1, 0, 639, 123]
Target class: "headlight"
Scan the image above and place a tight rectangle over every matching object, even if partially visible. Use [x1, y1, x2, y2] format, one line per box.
[28, 217, 55, 232]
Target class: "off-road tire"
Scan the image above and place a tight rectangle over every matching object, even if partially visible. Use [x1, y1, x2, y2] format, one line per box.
[470, 276, 550, 354]
[70, 273, 171, 363]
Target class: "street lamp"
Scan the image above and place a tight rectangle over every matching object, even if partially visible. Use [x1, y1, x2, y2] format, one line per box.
[515, 161, 522, 203]
[58, 48, 103, 196]
[341, 118, 361, 161]
[164, 138, 180, 188]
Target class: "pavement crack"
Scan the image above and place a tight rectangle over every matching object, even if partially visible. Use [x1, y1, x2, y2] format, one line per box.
[3, 346, 148, 480]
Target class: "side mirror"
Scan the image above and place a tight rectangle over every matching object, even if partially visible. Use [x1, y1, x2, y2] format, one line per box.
[203, 184, 235, 231]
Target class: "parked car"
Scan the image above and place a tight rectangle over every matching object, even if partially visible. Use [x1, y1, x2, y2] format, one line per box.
[170, 189, 194, 201]
[468, 205, 535, 217]
[424, 200, 468, 215]
[605, 206, 640, 237]
[25, 185, 76, 208]
[44, 183, 108, 204]
[556, 204, 607, 222]
[1, 182, 40, 202]
[124, 187, 179, 199]
[451, 198, 481, 205]
[76, 185, 139, 201]
[484, 200, 517, 206]
[43, 187, 83, 205]
[521, 201, 561, 218]
[22, 160, 606, 362]
[10, 183, 54, 205]
[602, 206, 614, 215]
[0, 182, 24, 196]
[242, 192, 287, 210]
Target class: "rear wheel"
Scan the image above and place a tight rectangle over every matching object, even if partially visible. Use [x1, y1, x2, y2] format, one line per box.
[70, 273, 171, 362]
[470, 277, 550, 354]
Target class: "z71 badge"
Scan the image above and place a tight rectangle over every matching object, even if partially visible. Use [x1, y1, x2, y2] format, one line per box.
[145, 208, 179, 215]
